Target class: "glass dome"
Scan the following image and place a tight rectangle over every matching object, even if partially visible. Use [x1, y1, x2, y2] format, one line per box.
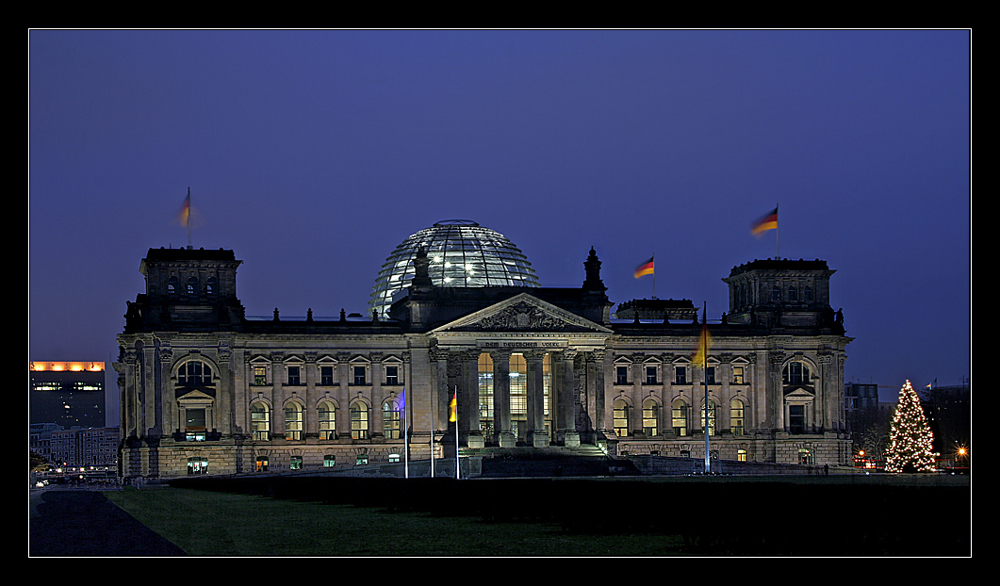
[369, 220, 540, 317]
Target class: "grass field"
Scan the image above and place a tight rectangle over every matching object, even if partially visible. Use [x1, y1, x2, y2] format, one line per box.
[104, 487, 687, 556]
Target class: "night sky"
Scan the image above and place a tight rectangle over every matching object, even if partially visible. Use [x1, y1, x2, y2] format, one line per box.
[29, 30, 970, 423]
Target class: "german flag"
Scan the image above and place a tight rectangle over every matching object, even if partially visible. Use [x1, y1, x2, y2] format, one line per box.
[634, 256, 654, 279]
[178, 188, 191, 227]
[751, 206, 778, 235]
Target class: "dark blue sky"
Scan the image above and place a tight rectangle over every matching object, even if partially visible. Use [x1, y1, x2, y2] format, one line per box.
[29, 30, 970, 412]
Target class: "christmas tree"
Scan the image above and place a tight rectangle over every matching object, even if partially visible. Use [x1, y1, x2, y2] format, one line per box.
[885, 380, 937, 473]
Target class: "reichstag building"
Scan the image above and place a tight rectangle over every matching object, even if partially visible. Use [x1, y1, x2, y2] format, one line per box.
[115, 220, 852, 480]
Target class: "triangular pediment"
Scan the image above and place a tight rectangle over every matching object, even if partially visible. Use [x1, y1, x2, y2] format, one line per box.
[784, 387, 815, 399]
[431, 293, 612, 334]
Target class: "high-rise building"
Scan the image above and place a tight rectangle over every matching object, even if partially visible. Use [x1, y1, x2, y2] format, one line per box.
[29, 362, 106, 429]
[115, 221, 852, 480]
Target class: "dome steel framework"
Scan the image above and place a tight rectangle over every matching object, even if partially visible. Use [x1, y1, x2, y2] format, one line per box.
[369, 220, 540, 317]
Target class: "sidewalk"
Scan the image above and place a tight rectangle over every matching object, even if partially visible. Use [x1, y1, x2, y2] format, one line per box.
[29, 487, 186, 556]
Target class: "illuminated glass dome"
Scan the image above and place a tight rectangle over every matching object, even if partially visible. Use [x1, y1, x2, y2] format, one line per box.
[369, 220, 540, 317]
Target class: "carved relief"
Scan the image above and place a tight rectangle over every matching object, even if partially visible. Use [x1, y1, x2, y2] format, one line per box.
[474, 301, 567, 331]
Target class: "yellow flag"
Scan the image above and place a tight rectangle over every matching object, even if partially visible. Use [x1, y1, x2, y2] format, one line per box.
[449, 391, 457, 422]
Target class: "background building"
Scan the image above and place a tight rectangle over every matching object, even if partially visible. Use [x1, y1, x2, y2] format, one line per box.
[30, 362, 106, 429]
[115, 221, 853, 480]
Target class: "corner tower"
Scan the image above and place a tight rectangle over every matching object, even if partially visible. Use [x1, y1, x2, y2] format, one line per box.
[722, 258, 843, 333]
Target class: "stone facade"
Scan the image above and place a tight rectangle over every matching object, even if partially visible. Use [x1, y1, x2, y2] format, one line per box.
[116, 245, 852, 481]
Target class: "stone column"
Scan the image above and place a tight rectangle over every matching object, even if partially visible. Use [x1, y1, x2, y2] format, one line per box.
[491, 351, 515, 448]
[465, 351, 485, 448]
[557, 351, 580, 446]
[526, 350, 549, 448]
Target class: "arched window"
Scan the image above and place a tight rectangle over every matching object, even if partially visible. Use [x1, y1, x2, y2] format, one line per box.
[642, 399, 658, 436]
[206, 277, 218, 295]
[672, 399, 688, 436]
[318, 401, 336, 440]
[788, 285, 798, 301]
[251, 402, 270, 441]
[613, 398, 629, 437]
[783, 361, 811, 385]
[187, 277, 199, 295]
[772, 284, 781, 301]
[730, 398, 745, 435]
[701, 399, 717, 436]
[350, 402, 369, 440]
[803, 286, 813, 301]
[178, 360, 212, 387]
[284, 402, 303, 440]
[383, 399, 402, 439]
[167, 276, 179, 294]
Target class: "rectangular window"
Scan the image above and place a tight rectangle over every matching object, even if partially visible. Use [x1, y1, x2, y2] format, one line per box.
[254, 366, 267, 386]
[645, 366, 658, 385]
[706, 367, 716, 385]
[287, 366, 301, 386]
[290, 456, 302, 470]
[321, 366, 334, 386]
[353, 366, 367, 386]
[385, 365, 399, 385]
[733, 366, 745, 385]
[789, 404, 805, 434]
[675, 366, 687, 385]
[616, 366, 629, 385]
[323, 455, 336, 468]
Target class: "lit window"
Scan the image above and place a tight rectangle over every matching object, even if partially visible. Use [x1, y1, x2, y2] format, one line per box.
[167, 276, 178, 294]
[478, 353, 494, 438]
[388, 453, 401, 463]
[737, 449, 747, 462]
[253, 366, 267, 386]
[799, 448, 813, 465]
[613, 398, 629, 437]
[383, 400, 402, 439]
[290, 456, 303, 470]
[730, 399, 745, 435]
[318, 401, 336, 440]
[187, 457, 208, 475]
[185, 408, 207, 441]
[206, 277, 217, 295]
[356, 454, 369, 466]
[733, 366, 745, 385]
[285, 403, 303, 440]
[642, 399, 658, 436]
[323, 455, 336, 468]
[672, 400, 688, 436]
[351, 403, 369, 439]
[255, 456, 269, 472]
[187, 277, 198, 295]
[251, 402, 270, 441]
[701, 400, 717, 436]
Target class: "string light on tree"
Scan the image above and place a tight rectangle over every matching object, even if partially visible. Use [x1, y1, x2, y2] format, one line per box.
[885, 380, 937, 473]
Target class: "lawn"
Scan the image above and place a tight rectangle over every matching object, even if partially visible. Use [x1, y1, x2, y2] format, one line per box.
[104, 487, 686, 556]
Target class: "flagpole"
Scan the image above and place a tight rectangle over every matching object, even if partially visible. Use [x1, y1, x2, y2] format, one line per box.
[403, 389, 409, 479]
[186, 187, 192, 249]
[702, 303, 710, 474]
[454, 385, 460, 480]
[775, 203, 779, 259]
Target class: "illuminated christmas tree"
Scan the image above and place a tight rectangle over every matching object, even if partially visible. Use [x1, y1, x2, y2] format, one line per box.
[885, 380, 937, 473]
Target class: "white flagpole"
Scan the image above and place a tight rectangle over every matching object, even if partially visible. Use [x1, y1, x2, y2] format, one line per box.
[403, 389, 409, 479]
[455, 385, 460, 480]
